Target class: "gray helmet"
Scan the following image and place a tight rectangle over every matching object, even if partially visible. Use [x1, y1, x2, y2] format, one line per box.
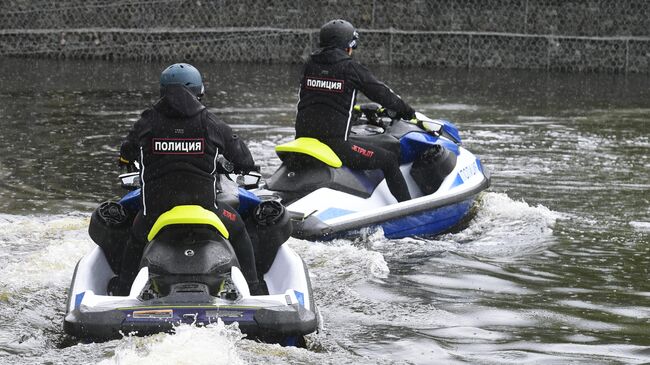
[159, 63, 205, 97]
[319, 19, 359, 50]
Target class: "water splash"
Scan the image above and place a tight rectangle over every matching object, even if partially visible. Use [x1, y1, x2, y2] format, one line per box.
[97, 322, 246, 365]
[366, 192, 561, 266]
[0, 213, 92, 291]
[629, 221, 650, 232]
[446, 192, 562, 258]
[289, 238, 390, 282]
[0, 214, 93, 360]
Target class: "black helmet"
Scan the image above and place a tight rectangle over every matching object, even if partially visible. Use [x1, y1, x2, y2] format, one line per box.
[319, 19, 359, 50]
[160, 63, 204, 97]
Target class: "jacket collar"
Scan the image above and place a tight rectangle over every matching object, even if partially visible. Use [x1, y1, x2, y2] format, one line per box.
[310, 46, 351, 64]
[154, 84, 206, 118]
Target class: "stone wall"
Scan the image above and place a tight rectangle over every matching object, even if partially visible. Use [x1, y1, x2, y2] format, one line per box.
[1, 0, 649, 72]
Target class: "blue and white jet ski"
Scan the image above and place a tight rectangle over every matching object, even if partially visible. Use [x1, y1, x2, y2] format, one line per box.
[64, 174, 318, 345]
[251, 105, 490, 240]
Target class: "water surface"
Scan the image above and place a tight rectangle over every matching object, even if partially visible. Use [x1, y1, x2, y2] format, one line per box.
[0, 58, 648, 364]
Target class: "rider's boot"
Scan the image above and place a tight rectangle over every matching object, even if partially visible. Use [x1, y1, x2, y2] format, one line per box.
[249, 279, 268, 295]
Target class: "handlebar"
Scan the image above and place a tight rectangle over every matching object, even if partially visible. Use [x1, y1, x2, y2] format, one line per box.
[353, 104, 460, 141]
[217, 156, 260, 175]
[352, 103, 396, 128]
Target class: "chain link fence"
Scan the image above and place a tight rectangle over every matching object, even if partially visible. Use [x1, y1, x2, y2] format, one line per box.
[1, 0, 649, 72]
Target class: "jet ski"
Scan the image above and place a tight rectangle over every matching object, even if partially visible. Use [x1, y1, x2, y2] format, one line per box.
[251, 104, 491, 240]
[63, 173, 318, 345]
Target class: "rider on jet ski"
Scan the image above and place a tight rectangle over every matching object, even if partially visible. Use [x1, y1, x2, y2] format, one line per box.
[116, 63, 263, 295]
[295, 19, 416, 202]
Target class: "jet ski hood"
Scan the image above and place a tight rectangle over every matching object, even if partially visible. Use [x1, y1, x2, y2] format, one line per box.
[310, 47, 351, 65]
[154, 84, 206, 118]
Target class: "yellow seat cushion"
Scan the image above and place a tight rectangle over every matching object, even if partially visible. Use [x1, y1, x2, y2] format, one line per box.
[275, 137, 342, 168]
[147, 205, 229, 241]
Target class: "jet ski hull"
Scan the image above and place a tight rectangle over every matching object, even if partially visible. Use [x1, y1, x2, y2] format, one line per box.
[64, 244, 318, 343]
[260, 138, 490, 241]
[290, 165, 490, 240]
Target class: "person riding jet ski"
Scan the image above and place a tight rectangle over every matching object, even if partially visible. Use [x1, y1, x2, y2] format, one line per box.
[116, 63, 262, 295]
[295, 19, 416, 202]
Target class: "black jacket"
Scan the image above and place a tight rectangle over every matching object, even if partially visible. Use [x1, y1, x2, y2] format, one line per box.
[120, 85, 255, 217]
[295, 47, 415, 140]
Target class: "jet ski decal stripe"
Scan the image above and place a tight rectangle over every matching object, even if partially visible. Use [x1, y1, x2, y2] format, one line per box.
[294, 290, 305, 307]
[451, 174, 464, 188]
[317, 207, 355, 221]
[458, 160, 480, 182]
[74, 292, 85, 309]
[476, 158, 484, 173]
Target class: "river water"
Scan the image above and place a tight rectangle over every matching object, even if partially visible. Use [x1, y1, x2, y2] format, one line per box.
[0, 58, 648, 365]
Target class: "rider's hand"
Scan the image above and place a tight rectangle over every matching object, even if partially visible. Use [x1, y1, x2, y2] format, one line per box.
[354, 103, 383, 125]
[358, 103, 382, 115]
[216, 155, 235, 173]
[400, 107, 416, 121]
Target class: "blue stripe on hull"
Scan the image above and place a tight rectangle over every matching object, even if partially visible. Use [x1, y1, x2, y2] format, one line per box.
[381, 197, 475, 238]
[317, 207, 355, 221]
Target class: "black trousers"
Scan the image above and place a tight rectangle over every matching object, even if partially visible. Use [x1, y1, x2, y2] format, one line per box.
[324, 134, 411, 202]
[116, 202, 259, 294]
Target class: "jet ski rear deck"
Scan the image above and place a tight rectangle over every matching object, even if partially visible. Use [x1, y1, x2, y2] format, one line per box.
[64, 244, 317, 343]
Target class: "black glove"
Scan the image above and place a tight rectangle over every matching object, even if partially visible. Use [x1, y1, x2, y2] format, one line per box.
[216, 155, 234, 174]
[358, 103, 382, 115]
[399, 106, 416, 121]
[356, 103, 382, 125]
[217, 156, 259, 174]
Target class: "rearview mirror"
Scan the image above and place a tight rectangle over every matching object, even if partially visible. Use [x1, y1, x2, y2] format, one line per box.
[235, 172, 262, 189]
[119, 172, 140, 190]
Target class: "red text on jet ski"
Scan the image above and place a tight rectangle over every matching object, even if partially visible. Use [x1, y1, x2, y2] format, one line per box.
[352, 144, 375, 158]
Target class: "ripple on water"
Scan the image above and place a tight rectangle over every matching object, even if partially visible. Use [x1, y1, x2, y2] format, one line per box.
[288, 238, 461, 359]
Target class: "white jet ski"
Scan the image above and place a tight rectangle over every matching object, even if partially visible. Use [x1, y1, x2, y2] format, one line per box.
[251, 104, 491, 240]
[64, 173, 318, 346]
